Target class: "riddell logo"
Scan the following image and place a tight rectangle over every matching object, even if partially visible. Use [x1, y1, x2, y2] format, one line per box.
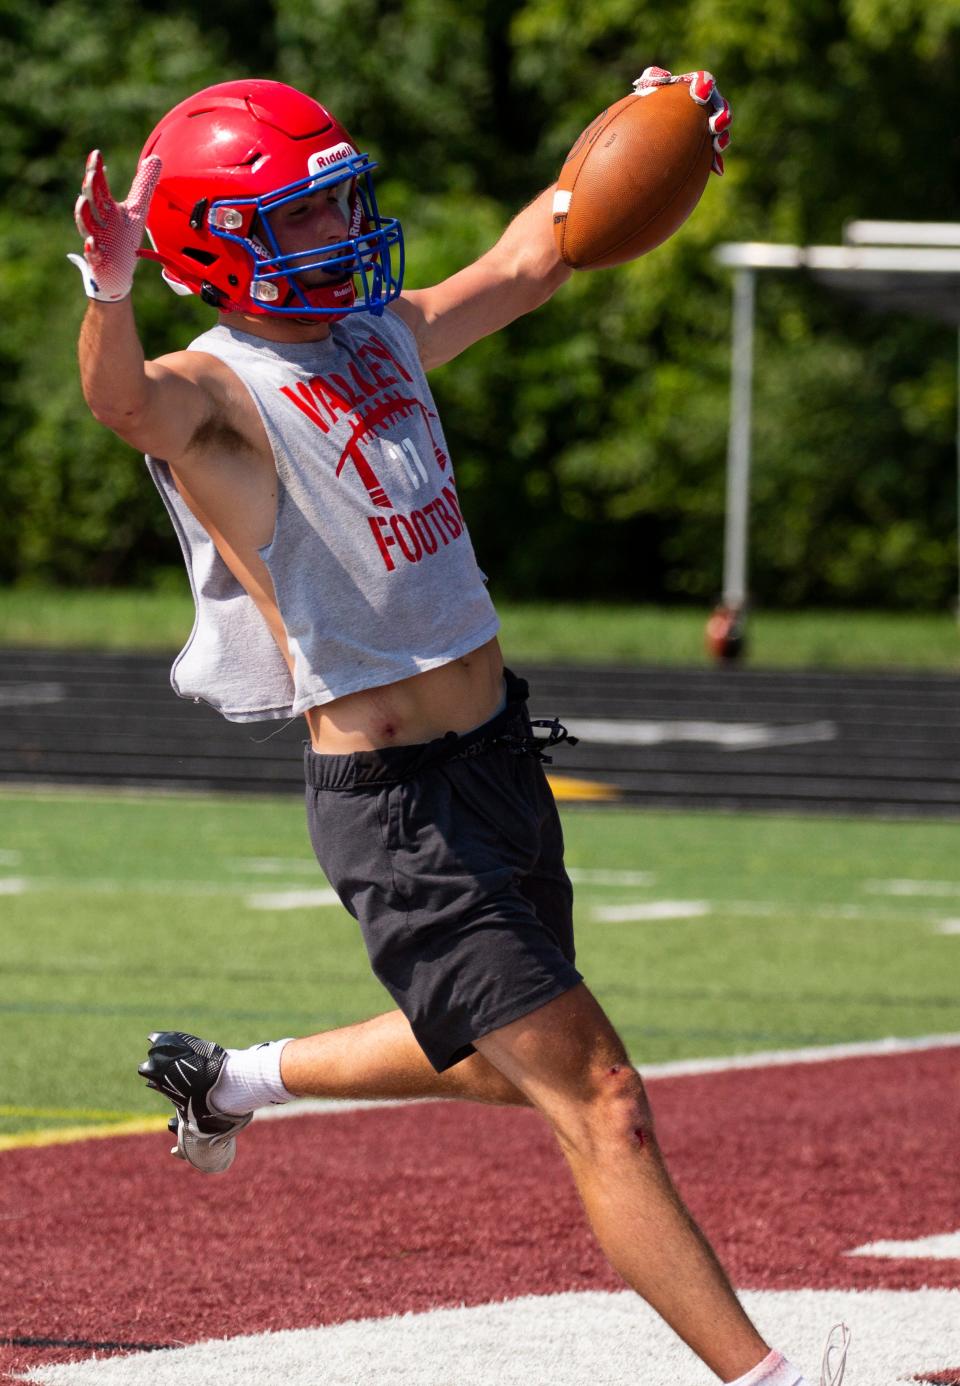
[308, 143, 356, 173]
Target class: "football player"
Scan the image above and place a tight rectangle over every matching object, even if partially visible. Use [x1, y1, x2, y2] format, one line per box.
[73, 77, 842, 1386]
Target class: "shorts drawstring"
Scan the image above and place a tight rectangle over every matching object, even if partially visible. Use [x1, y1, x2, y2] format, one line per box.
[449, 716, 578, 766]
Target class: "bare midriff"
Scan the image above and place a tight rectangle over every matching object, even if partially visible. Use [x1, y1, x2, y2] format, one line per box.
[303, 634, 505, 753]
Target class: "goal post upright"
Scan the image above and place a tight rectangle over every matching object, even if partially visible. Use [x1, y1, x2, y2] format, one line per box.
[722, 266, 756, 614]
[712, 231, 960, 651]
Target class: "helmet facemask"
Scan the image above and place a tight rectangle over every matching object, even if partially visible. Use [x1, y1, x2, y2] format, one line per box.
[206, 154, 403, 319]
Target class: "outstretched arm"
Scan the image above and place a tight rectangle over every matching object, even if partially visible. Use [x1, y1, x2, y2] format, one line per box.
[391, 186, 570, 371]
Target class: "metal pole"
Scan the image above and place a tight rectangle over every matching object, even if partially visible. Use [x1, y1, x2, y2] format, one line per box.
[722, 268, 756, 609]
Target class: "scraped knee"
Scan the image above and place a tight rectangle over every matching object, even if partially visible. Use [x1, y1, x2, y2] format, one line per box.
[601, 1063, 655, 1147]
[551, 1061, 656, 1159]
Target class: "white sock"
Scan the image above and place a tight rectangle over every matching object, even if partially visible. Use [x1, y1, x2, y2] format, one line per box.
[726, 1351, 806, 1386]
[209, 1039, 295, 1116]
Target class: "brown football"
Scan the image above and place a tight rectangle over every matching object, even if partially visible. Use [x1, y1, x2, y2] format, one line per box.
[553, 84, 714, 270]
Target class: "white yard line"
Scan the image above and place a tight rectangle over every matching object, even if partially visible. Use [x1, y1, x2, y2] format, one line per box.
[589, 897, 960, 926]
[10, 870, 956, 927]
[865, 878, 960, 897]
[593, 897, 960, 928]
[244, 888, 341, 910]
[592, 900, 710, 923]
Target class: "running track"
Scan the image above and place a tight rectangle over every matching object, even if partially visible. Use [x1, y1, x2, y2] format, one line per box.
[2, 650, 959, 815]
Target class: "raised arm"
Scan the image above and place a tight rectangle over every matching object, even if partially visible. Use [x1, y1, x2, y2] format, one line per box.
[391, 186, 570, 371]
[78, 300, 219, 459]
[71, 150, 217, 460]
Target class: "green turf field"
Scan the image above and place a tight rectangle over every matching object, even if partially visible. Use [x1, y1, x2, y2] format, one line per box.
[1, 788, 957, 1141]
[2, 587, 958, 669]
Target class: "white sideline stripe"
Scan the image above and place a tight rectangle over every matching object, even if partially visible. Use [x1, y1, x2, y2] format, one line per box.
[0, 877, 26, 895]
[18, 1288, 960, 1385]
[257, 1096, 423, 1121]
[866, 878, 960, 897]
[255, 1032, 960, 1122]
[592, 900, 710, 922]
[563, 717, 837, 751]
[245, 888, 341, 910]
[937, 919, 960, 934]
[638, 1031, 960, 1079]
[847, 1231, 960, 1260]
[567, 868, 654, 886]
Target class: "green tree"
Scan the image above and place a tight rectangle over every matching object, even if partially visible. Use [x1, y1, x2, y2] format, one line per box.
[1, 0, 957, 607]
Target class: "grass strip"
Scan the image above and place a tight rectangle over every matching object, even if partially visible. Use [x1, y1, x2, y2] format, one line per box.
[2, 790, 959, 1135]
[1, 588, 957, 669]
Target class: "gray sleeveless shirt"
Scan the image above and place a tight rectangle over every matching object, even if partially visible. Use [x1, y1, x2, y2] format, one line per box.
[146, 313, 499, 722]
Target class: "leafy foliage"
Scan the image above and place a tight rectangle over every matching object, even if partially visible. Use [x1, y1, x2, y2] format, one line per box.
[2, 0, 958, 605]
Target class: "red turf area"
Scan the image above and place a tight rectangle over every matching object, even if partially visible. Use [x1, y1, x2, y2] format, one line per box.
[2, 1048, 958, 1380]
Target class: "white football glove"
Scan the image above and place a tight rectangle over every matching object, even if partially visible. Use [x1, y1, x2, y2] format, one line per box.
[632, 67, 732, 175]
[68, 149, 163, 302]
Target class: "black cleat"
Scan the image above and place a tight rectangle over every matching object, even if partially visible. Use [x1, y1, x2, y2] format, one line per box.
[138, 1031, 251, 1174]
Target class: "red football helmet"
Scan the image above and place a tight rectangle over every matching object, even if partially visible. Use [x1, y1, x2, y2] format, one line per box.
[139, 80, 404, 319]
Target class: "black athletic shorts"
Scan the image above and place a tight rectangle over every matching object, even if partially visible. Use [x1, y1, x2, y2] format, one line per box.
[303, 669, 582, 1072]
